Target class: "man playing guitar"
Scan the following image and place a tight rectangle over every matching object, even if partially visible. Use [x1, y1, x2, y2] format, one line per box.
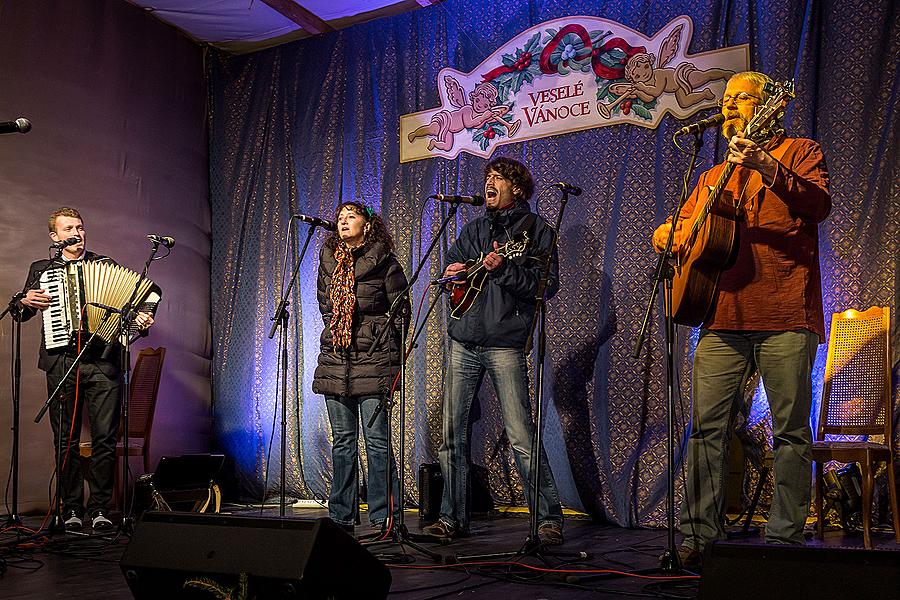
[652, 71, 831, 569]
[424, 157, 565, 545]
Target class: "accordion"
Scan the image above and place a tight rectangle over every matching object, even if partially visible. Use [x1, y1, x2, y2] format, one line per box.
[39, 259, 161, 350]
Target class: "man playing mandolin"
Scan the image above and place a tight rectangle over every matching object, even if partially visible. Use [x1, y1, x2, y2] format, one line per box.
[652, 71, 831, 569]
[424, 157, 565, 545]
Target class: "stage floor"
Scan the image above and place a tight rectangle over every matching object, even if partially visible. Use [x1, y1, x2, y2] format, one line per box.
[2, 506, 898, 599]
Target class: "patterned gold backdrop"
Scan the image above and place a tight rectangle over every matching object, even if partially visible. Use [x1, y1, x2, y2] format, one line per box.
[208, 0, 900, 527]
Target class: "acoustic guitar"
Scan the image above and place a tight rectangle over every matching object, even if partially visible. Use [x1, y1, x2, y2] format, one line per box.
[671, 81, 795, 326]
[449, 231, 530, 320]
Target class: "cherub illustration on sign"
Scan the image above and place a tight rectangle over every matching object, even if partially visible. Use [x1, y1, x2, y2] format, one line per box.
[407, 76, 522, 151]
[596, 25, 734, 118]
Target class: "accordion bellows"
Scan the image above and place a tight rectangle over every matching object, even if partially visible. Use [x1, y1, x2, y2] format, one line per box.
[40, 260, 160, 349]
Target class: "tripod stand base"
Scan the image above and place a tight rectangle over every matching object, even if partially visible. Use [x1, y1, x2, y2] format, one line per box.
[658, 547, 682, 572]
[48, 513, 67, 534]
[3, 513, 23, 528]
[119, 515, 136, 536]
[453, 534, 590, 563]
[360, 522, 445, 563]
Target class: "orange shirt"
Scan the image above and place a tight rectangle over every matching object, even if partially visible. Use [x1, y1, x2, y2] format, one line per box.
[673, 137, 831, 341]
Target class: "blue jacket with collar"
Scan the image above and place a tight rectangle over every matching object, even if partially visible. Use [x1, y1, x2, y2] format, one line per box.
[446, 201, 558, 349]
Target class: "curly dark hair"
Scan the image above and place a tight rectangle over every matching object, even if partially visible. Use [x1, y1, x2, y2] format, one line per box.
[324, 201, 394, 251]
[484, 157, 534, 203]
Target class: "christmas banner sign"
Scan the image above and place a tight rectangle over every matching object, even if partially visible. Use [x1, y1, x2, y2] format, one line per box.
[400, 16, 749, 163]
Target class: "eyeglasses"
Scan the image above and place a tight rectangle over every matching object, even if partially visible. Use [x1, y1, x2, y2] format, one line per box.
[722, 92, 761, 105]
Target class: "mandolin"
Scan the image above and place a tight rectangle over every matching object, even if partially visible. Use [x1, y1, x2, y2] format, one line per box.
[449, 231, 530, 320]
[670, 81, 795, 327]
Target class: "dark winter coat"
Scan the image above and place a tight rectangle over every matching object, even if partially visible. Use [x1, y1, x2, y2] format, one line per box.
[446, 201, 559, 348]
[312, 239, 409, 398]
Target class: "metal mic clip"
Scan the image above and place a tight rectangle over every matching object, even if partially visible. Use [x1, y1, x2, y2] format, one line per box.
[431, 274, 465, 285]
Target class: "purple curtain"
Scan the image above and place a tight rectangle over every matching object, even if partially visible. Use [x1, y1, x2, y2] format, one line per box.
[208, 0, 900, 526]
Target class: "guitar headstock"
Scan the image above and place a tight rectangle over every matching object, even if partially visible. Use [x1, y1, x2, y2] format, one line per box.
[499, 231, 530, 258]
[746, 80, 795, 144]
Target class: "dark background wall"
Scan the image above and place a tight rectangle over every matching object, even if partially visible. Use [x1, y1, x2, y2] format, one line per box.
[0, 0, 211, 512]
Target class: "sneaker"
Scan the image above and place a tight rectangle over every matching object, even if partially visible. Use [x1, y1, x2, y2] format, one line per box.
[422, 519, 459, 540]
[676, 545, 702, 570]
[64, 510, 83, 531]
[538, 521, 564, 546]
[91, 511, 113, 531]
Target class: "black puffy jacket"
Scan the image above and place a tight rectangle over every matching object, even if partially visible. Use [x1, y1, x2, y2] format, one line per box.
[312, 240, 409, 398]
[446, 201, 558, 348]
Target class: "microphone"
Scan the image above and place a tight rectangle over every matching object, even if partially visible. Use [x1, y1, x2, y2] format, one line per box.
[0, 118, 31, 135]
[50, 236, 81, 250]
[674, 113, 725, 136]
[554, 182, 582, 196]
[293, 214, 337, 231]
[147, 234, 175, 248]
[431, 273, 466, 285]
[429, 194, 486, 206]
[87, 301, 121, 314]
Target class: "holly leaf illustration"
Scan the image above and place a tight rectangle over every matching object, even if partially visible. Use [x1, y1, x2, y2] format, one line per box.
[632, 104, 652, 120]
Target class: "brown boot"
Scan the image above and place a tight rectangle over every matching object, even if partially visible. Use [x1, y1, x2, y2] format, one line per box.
[676, 545, 702, 570]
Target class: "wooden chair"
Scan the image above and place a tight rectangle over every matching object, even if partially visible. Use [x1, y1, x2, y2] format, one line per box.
[121, 346, 166, 472]
[813, 307, 899, 548]
[80, 346, 166, 505]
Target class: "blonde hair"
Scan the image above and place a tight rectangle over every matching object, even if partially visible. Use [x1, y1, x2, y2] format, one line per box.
[48, 207, 83, 233]
[729, 71, 774, 102]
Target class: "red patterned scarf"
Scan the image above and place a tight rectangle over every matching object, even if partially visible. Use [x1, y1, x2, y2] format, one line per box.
[329, 242, 356, 350]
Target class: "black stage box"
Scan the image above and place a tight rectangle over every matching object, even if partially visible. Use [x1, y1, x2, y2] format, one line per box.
[699, 540, 900, 599]
[120, 512, 391, 599]
[419, 463, 443, 522]
[135, 454, 226, 514]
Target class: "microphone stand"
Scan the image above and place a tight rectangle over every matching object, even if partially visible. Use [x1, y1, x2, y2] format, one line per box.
[454, 187, 586, 564]
[359, 201, 463, 563]
[34, 309, 118, 533]
[1, 247, 67, 529]
[115, 241, 164, 534]
[631, 130, 705, 574]
[268, 217, 318, 517]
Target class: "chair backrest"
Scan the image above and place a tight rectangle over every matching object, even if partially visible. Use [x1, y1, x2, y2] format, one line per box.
[817, 307, 891, 440]
[128, 347, 166, 438]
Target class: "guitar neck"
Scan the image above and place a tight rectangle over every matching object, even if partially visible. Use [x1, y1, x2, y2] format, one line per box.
[466, 240, 522, 276]
[689, 160, 736, 238]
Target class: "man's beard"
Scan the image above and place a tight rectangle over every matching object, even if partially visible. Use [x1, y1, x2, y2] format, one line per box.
[722, 115, 746, 139]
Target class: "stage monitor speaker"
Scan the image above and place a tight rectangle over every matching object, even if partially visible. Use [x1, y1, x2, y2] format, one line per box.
[120, 512, 391, 599]
[699, 540, 900, 599]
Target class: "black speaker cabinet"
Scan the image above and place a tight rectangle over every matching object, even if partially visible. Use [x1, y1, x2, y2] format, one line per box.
[418, 463, 443, 522]
[120, 512, 391, 599]
[700, 540, 900, 599]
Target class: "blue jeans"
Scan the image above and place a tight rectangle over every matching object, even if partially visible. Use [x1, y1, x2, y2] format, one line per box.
[680, 329, 818, 549]
[325, 395, 399, 526]
[438, 340, 563, 532]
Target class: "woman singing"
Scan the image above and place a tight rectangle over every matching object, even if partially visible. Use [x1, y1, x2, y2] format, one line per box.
[312, 201, 408, 532]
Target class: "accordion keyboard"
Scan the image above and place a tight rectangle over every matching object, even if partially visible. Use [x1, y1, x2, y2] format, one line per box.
[40, 268, 74, 349]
